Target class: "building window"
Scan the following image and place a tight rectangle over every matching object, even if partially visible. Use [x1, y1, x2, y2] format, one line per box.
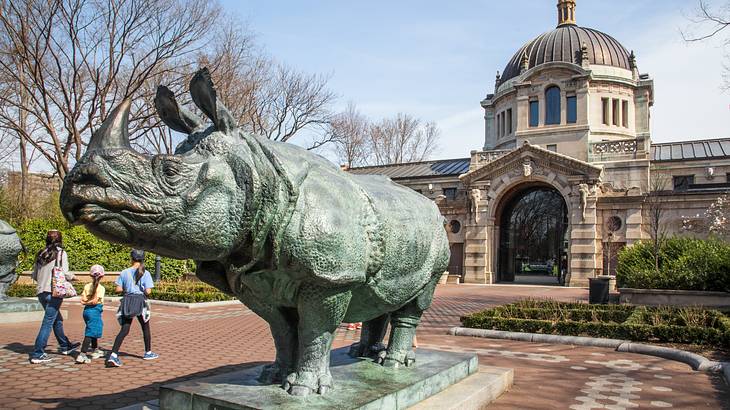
[566, 95, 577, 124]
[501, 112, 506, 136]
[449, 220, 461, 234]
[612, 99, 620, 126]
[673, 175, 694, 191]
[506, 108, 513, 134]
[547, 144, 557, 152]
[499, 112, 504, 137]
[443, 187, 458, 200]
[622, 100, 629, 127]
[529, 100, 539, 127]
[545, 86, 561, 125]
[602, 98, 610, 125]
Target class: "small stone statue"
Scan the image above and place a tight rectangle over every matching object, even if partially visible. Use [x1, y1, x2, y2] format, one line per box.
[469, 188, 482, 222]
[60, 68, 449, 397]
[578, 183, 592, 221]
[0, 219, 23, 301]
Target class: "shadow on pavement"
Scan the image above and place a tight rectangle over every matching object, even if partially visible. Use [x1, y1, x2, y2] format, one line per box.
[29, 361, 270, 410]
[709, 372, 730, 410]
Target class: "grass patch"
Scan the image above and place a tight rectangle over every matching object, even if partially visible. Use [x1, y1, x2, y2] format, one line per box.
[461, 298, 730, 347]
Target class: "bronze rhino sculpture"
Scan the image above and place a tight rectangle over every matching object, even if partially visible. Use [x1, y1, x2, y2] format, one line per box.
[60, 68, 449, 396]
[0, 219, 23, 301]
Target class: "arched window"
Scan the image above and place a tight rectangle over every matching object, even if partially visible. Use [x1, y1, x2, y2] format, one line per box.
[545, 86, 561, 125]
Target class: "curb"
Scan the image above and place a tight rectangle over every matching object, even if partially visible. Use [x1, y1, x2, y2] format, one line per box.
[448, 327, 729, 384]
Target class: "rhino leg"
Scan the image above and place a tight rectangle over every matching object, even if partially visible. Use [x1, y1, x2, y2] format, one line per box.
[348, 314, 389, 359]
[237, 287, 297, 385]
[380, 274, 439, 368]
[286, 284, 350, 397]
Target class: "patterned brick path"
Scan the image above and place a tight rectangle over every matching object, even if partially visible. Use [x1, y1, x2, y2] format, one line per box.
[0, 284, 727, 409]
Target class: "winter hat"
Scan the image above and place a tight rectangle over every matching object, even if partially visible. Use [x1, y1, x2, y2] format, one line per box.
[89, 264, 105, 279]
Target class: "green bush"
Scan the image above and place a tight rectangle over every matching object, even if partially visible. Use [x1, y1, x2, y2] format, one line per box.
[616, 237, 730, 292]
[16, 217, 194, 281]
[7, 281, 233, 303]
[461, 299, 730, 347]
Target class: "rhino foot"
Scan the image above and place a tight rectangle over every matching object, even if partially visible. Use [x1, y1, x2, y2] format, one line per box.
[284, 369, 333, 396]
[258, 362, 287, 385]
[380, 349, 415, 368]
[348, 342, 386, 359]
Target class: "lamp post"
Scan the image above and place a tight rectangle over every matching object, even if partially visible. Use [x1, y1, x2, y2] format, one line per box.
[154, 255, 161, 282]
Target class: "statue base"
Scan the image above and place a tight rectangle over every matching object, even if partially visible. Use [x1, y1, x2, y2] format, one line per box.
[0, 297, 47, 324]
[160, 347, 501, 410]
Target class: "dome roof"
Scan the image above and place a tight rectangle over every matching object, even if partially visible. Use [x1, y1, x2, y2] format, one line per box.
[500, 25, 632, 83]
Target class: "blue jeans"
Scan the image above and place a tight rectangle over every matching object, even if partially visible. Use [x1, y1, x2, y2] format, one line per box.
[31, 292, 71, 358]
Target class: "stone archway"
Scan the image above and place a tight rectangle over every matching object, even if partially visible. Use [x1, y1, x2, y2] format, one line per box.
[495, 183, 568, 285]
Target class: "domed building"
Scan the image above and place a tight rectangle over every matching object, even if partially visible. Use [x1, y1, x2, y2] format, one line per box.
[349, 0, 730, 287]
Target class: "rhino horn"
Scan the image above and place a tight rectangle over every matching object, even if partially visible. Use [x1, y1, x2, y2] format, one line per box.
[87, 99, 133, 151]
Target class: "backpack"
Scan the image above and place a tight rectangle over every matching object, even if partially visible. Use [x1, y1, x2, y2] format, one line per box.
[51, 252, 77, 298]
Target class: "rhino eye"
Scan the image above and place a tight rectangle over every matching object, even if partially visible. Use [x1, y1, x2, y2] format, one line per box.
[153, 156, 188, 194]
[163, 162, 180, 177]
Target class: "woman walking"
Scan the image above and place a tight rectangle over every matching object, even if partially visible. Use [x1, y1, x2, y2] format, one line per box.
[30, 230, 79, 364]
[107, 249, 158, 367]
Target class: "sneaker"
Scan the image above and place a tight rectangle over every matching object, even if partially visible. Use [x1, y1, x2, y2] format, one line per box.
[58, 342, 80, 355]
[346, 323, 357, 331]
[75, 353, 91, 364]
[30, 353, 53, 364]
[106, 355, 122, 367]
[90, 349, 105, 359]
[143, 351, 159, 360]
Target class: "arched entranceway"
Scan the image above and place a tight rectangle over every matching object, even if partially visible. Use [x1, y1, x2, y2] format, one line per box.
[497, 184, 568, 285]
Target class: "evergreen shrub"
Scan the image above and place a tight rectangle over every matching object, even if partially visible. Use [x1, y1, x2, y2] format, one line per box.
[460, 299, 730, 347]
[615, 237, 730, 292]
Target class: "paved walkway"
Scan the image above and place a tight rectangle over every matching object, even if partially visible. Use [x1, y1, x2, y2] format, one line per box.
[0, 284, 727, 409]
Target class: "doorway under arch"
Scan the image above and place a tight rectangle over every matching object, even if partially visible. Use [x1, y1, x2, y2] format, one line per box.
[497, 184, 568, 285]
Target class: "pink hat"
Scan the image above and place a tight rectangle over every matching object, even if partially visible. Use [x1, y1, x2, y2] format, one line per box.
[89, 264, 105, 279]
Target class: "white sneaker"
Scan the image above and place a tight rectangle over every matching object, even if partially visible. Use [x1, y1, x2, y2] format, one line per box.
[75, 353, 91, 364]
[90, 349, 105, 359]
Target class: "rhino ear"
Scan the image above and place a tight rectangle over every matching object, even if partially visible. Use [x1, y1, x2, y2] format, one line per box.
[189, 67, 236, 134]
[154, 86, 204, 134]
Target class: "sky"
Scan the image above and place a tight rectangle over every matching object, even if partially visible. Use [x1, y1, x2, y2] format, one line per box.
[220, 0, 730, 161]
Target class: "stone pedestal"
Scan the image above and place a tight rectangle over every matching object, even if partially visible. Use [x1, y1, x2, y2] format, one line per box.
[0, 297, 45, 324]
[160, 347, 492, 410]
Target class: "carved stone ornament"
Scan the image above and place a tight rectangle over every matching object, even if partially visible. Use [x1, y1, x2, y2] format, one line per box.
[59, 68, 450, 397]
[523, 161, 533, 177]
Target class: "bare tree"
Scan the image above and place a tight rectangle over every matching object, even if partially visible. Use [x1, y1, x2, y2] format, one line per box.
[682, 0, 730, 88]
[196, 23, 337, 150]
[645, 171, 670, 273]
[0, 0, 220, 180]
[328, 102, 369, 167]
[368, 113, 439, 165]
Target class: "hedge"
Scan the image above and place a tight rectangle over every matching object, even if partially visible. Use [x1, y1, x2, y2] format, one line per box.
[461, 299, 730, 347]
[615, 237, 730, 292]
[16, 217, 194, 281]
[7, 281, 234, 303]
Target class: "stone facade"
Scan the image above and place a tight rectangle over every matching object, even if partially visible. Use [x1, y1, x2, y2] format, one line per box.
[348, 1, 730, 287]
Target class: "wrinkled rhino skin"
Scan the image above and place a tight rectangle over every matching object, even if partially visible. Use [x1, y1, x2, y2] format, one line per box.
[60, 68, 449, 396]
[0, 220, 23, 301]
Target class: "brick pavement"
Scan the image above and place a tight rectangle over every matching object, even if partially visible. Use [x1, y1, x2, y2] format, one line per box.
[0, 284, 726, 409]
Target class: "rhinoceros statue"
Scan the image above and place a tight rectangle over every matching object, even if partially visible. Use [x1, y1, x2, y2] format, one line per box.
[0, 219, 23, 301]
[60, 68, 449, 396]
